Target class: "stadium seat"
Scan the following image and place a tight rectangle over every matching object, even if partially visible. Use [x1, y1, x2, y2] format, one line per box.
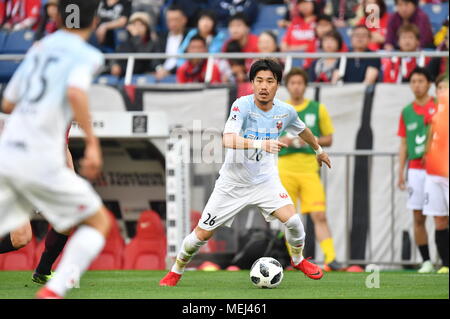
[123, 210, 167, 270]
[421, 3, 449, 33]
[252, 5, 287, 31]
[95, 75, 120, 86]
[114, 28, 129, 49]
[89, 210, 125, 270]
[0, 31, 7, 53]
[0, 61, 20, 83]
[132, 74, 157, 85]
[0, 237, 37, 270]
[157, 74, 177, 84]
[2, 30, 35, 54]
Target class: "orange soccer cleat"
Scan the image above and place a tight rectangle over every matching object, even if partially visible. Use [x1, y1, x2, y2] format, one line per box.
[36, 287, 63, 299]
[291, 257, 324, 280]
[159, 271, 182, 287]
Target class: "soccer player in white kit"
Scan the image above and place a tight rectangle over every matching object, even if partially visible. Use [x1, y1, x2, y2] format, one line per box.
[0, 0, 111, 299]
[160, 59, 332, 287]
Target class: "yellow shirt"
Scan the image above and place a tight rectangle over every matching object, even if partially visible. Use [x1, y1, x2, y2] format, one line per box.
[278, 99, 334, 173]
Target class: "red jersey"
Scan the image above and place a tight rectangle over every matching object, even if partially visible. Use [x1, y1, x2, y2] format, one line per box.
[282, 16, 317, 53]
[397, 97, 436, 169]
[0, 0, 41, 30]
[383, 57, 431, 83]
[176, 60, 221, 84]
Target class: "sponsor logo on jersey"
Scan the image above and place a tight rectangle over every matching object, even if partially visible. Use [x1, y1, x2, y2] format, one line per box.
[415, 134, 426, 145]
[249, 112, 260, 118]
[273, 113, 288, 119]
[230, 114, 238, 121]
[415, 144, 425, 154]
[305, 114, 316, 127]
[232, 106, 240, 112]
[407, 122, 417, 131]
[279, 193, 289, 199]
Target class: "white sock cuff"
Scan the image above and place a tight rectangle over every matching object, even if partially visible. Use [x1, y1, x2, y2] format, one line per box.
[74, 225, 105, 251]
[187, 231, 208, 247]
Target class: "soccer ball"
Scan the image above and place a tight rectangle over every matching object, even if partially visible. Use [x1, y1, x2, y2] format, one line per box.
[249, 257, 284, 289]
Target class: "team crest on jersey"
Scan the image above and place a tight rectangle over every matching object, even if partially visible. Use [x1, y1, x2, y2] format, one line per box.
[276, 121, 283, 130]
[273, 113, 288, 120]
[305, 114, 316, 127]
[279, 193, 288, 199]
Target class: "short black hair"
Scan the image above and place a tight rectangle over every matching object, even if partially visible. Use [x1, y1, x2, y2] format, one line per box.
[409, 67, 432, 82]
[197, 9, 218, 35]
[249, 59, 283, 84]
[167, 4, 187, 17]
[317, 14, 333, 24]
[284, 67, 309, 86]
[189, 34, 207, 46]
[58, 0, 100, 29]
[321, 29, 344, 51]
[228, 12, 250, 27]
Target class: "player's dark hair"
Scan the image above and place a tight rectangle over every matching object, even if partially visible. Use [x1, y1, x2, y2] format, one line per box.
[409, 67, 432, 83]
[58, 0, 100, 29]
[284, 67, 309, 86]
[249, 59, 283, 84]
[228, 12, 250, 28]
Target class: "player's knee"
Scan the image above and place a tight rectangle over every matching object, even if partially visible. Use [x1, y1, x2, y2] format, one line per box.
[434, 216, 448, 230]
[11, 228, 32, 249]
[83, 207, 111, 238]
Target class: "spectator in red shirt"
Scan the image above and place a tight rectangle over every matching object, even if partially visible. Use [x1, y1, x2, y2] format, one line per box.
[281, 0, 318, 54]
[383, 24, 431, 83]
[357, 0, 390, 51]
[177, 35, 222, 84]
[385, 0, 434, 50]
[0, 0, 41, 31]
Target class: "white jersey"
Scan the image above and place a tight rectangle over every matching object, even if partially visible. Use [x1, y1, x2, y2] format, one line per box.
[219, 94, 306, 186]
[0, 30, 103, 179]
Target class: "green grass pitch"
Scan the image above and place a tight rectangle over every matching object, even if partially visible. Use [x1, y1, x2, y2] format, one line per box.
[0, 270, 447, 299]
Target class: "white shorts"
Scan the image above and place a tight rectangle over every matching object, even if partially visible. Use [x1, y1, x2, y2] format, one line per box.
[407, 168, 426, 211]
[198, 177, 293, 231]
[0, 168, 102, 236]
[423, 174, 449, 217]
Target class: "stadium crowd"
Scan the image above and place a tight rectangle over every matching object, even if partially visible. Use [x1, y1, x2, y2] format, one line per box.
[0, 0, 448, 85]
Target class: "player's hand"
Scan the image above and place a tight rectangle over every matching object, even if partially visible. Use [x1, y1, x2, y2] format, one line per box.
[80, 140, 103, 181]
[398, 174, 406, 191]
[262, 140, 288, 154]
[317, 152, 331, 169]
[279, 136, 293, 147]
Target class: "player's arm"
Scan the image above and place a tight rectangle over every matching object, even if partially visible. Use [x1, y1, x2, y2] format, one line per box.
[222, 133, 287, 154]
[398, 137, 407, 190]
[299, 127, 331, 168]
[67, 87, 102, 181]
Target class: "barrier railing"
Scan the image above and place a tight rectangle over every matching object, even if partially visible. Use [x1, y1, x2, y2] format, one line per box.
[1, 51, 448, 85]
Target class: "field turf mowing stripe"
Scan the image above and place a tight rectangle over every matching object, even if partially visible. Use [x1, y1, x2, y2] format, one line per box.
[0, 270, 447, 299]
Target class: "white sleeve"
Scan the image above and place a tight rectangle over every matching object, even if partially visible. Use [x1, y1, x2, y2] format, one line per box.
[223, 101, 248, 134]
[67, 64, 94, 91]
[3, 61, 26, 103]
[285, 107, 306, 136]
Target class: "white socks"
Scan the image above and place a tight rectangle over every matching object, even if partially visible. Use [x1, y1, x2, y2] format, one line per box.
[284, 214, 305, 265]
[171, 231, 207, 275]
[46, 225, 105, 297]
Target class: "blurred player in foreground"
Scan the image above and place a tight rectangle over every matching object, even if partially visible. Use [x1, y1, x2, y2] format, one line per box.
[0, 0, 110, 299]
[423, 75, 449, 274]
[397, 67, 436, 273]
[160, 59, 331, 287]
[278, 68, 343, 271]
[0, 141, 73, 285]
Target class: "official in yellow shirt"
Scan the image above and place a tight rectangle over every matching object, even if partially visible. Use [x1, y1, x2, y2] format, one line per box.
[279, 68, 343, 271]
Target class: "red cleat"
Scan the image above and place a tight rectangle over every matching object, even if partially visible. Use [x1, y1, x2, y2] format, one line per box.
[291, 258, 324, 280]
[159, 271, 182, 287]
[36, 287, 63, 299]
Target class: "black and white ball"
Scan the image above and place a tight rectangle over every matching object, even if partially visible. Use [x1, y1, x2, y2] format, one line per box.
[249, 257, 284, 289]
